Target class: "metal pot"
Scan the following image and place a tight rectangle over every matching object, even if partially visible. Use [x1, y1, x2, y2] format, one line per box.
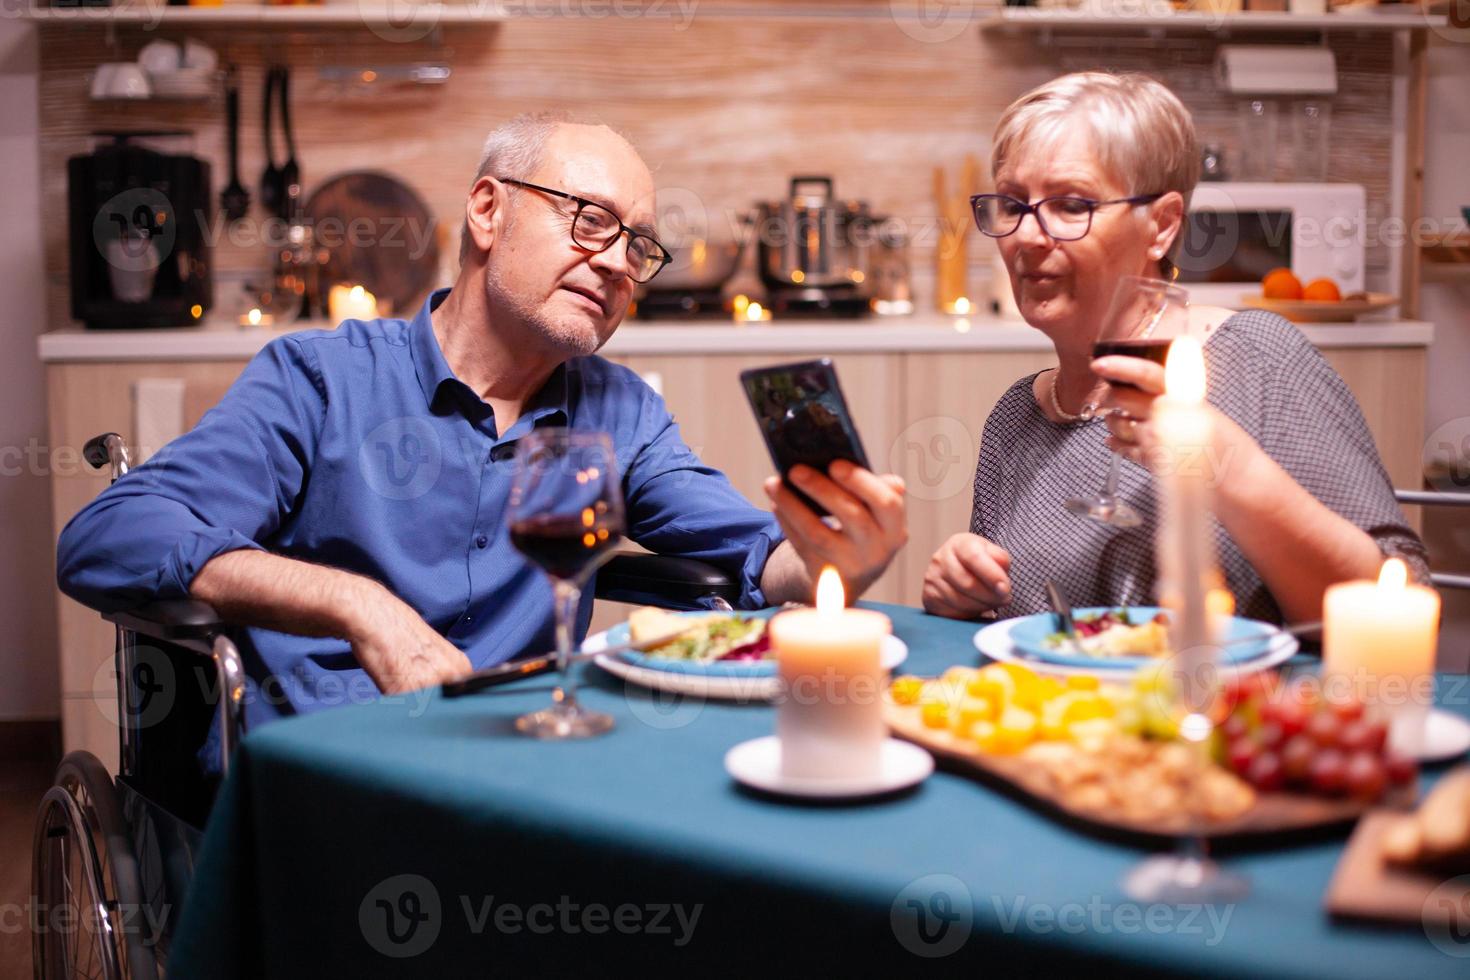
[756, 176, 871, 291]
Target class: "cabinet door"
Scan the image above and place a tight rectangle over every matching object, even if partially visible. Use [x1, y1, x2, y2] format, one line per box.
[897, 351, 1056, 607]
[1321, 347, 1427, 531]
[47, 361, 248, 770]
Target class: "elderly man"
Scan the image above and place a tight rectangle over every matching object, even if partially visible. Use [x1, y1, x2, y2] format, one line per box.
[57, 114, 907, 733]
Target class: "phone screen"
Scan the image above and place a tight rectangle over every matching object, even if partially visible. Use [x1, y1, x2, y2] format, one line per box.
[740, 359, 869, 516]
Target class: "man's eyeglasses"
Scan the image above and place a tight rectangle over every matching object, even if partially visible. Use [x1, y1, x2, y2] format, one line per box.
[499, 177, 673, 284]
[970, 192, 1164, 242]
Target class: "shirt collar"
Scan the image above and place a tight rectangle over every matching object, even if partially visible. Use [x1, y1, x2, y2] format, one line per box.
[409, 287, 571, 429]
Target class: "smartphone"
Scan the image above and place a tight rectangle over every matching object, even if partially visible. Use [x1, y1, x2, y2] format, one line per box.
[739, 358, 870, 517]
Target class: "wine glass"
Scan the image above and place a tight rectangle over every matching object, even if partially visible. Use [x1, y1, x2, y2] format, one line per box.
[1064, 276, 1192, 529]
[508, 428, 626, 739]
[1123, 627, 1250, 904]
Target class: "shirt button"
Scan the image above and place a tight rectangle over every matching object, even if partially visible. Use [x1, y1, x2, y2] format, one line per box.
[475, 534, 489, 549]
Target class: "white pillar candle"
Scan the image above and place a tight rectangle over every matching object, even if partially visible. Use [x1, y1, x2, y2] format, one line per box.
[1152, 336, 1221, 708]
[770, 567, 890, 780]
[1324, 558, 1441, 754]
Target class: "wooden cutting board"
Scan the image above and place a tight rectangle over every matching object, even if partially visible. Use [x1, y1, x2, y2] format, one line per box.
[885, 700, 1416, 846]
[1326, 810, 1470, 927]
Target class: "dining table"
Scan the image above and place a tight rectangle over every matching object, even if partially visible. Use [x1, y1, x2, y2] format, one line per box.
[168, 601, 1470, 978]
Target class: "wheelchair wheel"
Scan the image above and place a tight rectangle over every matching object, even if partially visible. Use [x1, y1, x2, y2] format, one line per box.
[32, 752, 158, 980]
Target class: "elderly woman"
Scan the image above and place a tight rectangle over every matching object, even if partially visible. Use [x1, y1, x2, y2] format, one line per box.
[923, 71, 1428, 626]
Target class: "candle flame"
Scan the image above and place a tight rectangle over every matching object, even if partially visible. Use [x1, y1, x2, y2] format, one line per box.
[1164, 335, 1206, 404]
[1378, 557, 1408, 591]
[247, 307, 262, 326]
[950, 296, 971, 315]
[815, 565, 844, 614]
[745, 302, 765, 321]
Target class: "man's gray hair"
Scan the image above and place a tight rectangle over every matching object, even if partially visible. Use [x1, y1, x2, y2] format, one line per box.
[458, 110, 575, 263]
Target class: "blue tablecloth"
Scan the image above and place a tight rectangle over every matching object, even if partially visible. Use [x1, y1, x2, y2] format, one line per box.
[169, 603, 1470, 978]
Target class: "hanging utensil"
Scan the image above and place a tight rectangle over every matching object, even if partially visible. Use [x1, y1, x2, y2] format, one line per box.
[258, 67, 284, 219]
[277, 65, 301, 219]
[220, 69, 249, 222]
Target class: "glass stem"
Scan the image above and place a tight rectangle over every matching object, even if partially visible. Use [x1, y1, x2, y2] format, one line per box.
[1104, 454, 1123, 499]
[553, 578, 582, 710]
[1180, 726, 1212, 877]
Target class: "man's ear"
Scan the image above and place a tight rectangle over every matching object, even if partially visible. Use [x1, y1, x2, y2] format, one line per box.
[1148, 190, 1186, 261]
[463, 176, 508, 260]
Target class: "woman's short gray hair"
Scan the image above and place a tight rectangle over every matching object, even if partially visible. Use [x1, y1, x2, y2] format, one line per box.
[459, 110, 574, 262]
[992, 72, 1199, 271]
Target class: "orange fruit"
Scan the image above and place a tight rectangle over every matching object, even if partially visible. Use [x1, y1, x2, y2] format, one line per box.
[1302, 278, 1342, 302]
[1261, 268, 1304, 300]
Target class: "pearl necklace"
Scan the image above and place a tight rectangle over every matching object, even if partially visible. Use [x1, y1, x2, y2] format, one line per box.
[1046, 368, 1102, 425]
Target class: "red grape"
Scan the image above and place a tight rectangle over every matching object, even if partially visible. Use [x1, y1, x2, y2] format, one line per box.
[1274, 700, 1309, 738]
[1338, 720, 1388, 755]
[1221, 714, 1250, 742]
[1383, 753, 1417, 786]
[1309, 750, 1347, 795]
[1328, 696, 1366, 723]
[1306, 710, 1341, 747]
[1344, 752, 1387, 802]
[1248, 752, 1286, 792]
[1281, 735, 1316, 782]
[1257, 722, 1286, 750]
[1228, 738, 1258, 776]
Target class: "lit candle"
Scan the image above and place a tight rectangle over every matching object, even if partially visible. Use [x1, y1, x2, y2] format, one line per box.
[1324, 558, 1441, 754]
[769, 566, 891, 780]
[237, 307, 274, 328]
[328, 283, 379, 324]
[946, 296, 972, 316]
[1152, 336, 1219, 674]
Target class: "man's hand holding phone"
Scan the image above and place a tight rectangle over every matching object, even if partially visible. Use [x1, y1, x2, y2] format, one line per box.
[763, 460, 907, 602]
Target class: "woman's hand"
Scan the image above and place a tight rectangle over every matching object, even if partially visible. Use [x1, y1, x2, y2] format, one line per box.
[922, 532, 1012, 620]
[1091, 355, 1168, 465]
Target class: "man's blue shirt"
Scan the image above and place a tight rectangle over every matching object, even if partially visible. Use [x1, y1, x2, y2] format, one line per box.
[58, 288, 783, 727]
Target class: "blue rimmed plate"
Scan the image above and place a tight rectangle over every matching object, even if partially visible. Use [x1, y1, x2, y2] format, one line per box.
[589, 610, 908, 701]
[1006, 606, 1276, 669]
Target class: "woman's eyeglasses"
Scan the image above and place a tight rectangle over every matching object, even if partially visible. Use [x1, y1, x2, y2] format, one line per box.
[499, 177, 674, 284]
[971, 192, 1164, 242]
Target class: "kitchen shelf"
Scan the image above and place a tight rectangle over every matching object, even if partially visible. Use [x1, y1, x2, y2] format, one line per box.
[979, 8, 1449, 34]
[21, 3, 507, 27]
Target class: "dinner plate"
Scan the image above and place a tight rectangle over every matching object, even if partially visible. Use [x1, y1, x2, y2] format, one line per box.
[588, 612, 908, 701]
[972, 616, 1299, 679]
[1406, 709, 1470, 764]
[724, 735, 933, 799]
[1006, 607, 1276, 669]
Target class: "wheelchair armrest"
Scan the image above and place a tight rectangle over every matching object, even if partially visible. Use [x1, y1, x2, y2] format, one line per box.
[103, 598, 225, 644]
[595, 552, 742, 611]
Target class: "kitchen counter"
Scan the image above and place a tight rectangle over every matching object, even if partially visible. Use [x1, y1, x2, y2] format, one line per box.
[36, 314, 1434, 362]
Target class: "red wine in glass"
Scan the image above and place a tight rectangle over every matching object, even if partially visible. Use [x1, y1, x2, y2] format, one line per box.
[1092, 337, 1173, 390]
[510, 513, 623, 581]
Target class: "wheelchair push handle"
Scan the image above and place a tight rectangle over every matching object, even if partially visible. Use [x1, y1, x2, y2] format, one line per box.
[83, 432, 131, 483]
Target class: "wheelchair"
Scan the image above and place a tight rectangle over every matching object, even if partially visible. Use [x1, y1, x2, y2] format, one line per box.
[32, 431, 741, 980]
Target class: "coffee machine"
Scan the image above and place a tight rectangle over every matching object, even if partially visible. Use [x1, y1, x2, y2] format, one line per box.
[68, 132, 212, 329]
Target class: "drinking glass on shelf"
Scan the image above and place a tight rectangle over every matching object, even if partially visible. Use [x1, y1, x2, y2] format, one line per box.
[1291, 100, 1331, 182]
[1064, 275, 1191, 529]
[1236, 98, 1279, 182]
[508, 428, 626, 739]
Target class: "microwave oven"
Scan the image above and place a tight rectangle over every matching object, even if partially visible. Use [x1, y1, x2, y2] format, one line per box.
[1176, 182, 1366, 309]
